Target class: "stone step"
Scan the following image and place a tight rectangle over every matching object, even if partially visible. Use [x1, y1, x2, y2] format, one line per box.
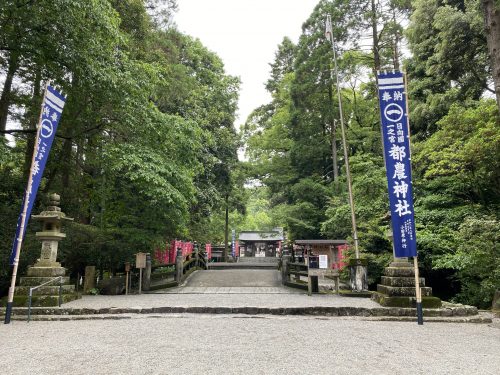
[377, 284, 433, 297]
[15, 285, 76, 295]
[1, 303, 482, 318]
[238, 257, 279, 263]
[389, 262, 413, 268]
[19, 276, 70, 286]
[27, 266, 66, 277]
[381, 276, 425, 287]
[384, 267, 415, 277]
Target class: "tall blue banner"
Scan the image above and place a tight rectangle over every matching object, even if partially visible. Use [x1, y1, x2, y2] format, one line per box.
[377, 72, 417, 257]
[9, 85, 66, 265]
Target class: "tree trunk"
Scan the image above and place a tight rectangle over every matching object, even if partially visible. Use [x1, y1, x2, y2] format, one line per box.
[223, 193, 229, 262]
[482, 0, 500, 108]
[0, 52, 18, 133]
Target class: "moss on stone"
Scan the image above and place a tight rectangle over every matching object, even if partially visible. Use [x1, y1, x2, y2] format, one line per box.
[372, 292, 441, 308]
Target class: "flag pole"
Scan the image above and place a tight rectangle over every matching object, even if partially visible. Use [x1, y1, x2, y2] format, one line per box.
[403, 72, 423, 325]
[325, 16, 361, 264]
[4, 84, 48, 324]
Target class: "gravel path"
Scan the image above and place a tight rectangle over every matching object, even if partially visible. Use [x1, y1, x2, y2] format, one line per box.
[62, 292, 379, 309]
[0, 314, 498, 375]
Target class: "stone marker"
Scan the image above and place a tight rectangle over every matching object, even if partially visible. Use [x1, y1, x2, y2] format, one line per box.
[493, 290, 500, 311]
[83, 266, 96, 293]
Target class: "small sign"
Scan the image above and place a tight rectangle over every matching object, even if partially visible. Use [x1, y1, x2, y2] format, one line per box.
[319, 255, 328, 269]
[125, 262, 130, 272]
[136, 252, 146, 269]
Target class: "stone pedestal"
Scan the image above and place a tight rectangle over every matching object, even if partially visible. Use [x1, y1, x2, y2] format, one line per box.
[372, 259, 441, 308]
[11, 194, 81, 307]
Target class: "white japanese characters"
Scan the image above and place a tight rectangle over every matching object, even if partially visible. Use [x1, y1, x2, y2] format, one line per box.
[378, 73, 417, 256]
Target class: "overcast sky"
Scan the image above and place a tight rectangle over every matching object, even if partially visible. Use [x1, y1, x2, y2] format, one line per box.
[173, 0, 319, 127]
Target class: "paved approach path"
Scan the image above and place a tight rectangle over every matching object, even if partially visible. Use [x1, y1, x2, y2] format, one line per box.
[0, 314, 498, 375]
[62, 269, 380, 309]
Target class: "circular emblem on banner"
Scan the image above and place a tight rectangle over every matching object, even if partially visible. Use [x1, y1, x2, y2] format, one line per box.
[40, 119, 54, 138]
[384, 103, 403, 122]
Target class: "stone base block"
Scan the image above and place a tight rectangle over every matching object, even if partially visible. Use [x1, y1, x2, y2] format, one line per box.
[27, 266, 66, 277]
[15, 285, 76, 295]
[372, 292, 442, 308]
[377, 284, 433, 297]
[381, 276, 425, 287]
[19, 276, 70, 286]
[9, 293, 80, 307]
[384, 267, 415, 277]
[33, 260, 62, 268]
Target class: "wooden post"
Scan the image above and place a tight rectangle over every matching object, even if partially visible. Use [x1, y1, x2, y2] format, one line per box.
[138, 268, 142, 294]
[143, 253, 151, 292]
[125, 262, 130, 295]
[414, 256, 423, 325]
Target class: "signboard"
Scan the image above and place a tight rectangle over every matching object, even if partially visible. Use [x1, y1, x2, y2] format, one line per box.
[377, 71, 417, 257]
[319, 254, 328, 269]
[136, 252, 146, 269]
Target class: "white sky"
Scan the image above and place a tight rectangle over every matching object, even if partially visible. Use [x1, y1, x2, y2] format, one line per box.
[173, 0, 319, 127]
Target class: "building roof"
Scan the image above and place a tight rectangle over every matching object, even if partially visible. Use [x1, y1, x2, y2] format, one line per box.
[239, 231, 283, 242]
[294, 239, 348, 245]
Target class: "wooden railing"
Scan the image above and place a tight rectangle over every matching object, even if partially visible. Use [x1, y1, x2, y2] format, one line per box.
[146, 251, 208, 291]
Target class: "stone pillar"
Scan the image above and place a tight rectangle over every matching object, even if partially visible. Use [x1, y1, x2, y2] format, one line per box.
[143, 253, 151, 292]
[493, 290, 500, 312]
[175, 248, 183, 283]
[83, 266, 96, 293]
[194, 242, 199, 267]
[349, 258, 368, 292]
[281, 254, 290, 285]
[203, 252, 209, 270]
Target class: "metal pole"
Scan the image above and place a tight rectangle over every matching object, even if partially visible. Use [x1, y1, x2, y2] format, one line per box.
[5, 84, 48, 324]
[325, 15, 360, 259]
[27, 289, 33, 323]
[58, 277, 62, 307]
[125, 271, 129, 295]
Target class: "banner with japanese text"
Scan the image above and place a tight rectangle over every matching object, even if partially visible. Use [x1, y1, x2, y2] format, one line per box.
[10, 85, 66, 265]
[377, 72, 417, 257]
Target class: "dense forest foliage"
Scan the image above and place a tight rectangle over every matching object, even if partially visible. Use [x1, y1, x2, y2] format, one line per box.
[0, 0, 241, 293]
[243, 0, 499, 308]
[0, 1, 498, 308]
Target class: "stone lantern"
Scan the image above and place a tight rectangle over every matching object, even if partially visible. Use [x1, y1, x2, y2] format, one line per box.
[30, 193, 73, 272]
[14, 193, 80, 307]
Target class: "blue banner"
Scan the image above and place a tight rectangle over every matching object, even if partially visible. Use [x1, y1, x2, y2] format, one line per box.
[10, 85, 66, 265]
[377, 72, 417, 257]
